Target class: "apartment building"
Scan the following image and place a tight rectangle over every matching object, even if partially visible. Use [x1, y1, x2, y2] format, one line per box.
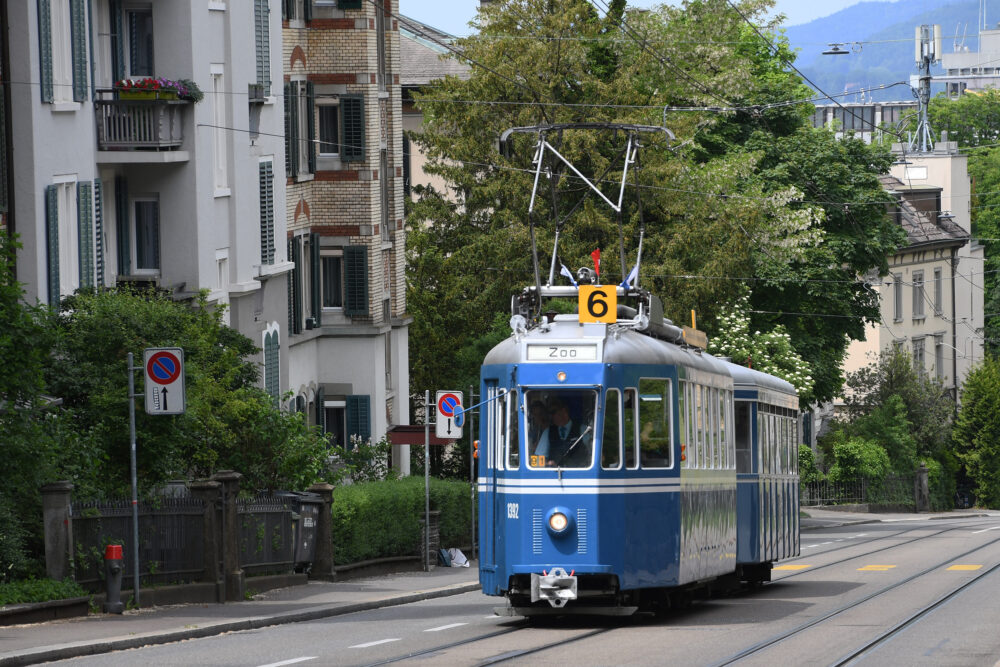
[281, 0, 410, 470]
[5, 1, 291, 398]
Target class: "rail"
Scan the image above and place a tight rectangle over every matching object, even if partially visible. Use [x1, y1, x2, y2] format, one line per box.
[94, 89, 189, 151]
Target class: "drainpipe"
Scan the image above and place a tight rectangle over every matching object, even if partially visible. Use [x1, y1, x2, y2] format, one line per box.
[951, 247, 959, 397]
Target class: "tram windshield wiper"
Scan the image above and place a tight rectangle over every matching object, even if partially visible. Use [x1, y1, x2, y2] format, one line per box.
[554, 425, 593, 468]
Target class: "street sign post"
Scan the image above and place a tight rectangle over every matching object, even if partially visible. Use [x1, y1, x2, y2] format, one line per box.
[143, 348, 186, 415]
[436, 390, 464, 440]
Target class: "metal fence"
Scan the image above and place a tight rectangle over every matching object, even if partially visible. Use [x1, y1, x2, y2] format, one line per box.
[73, 496, 205, 588]
[800, 475, 916, 509]
[238, 494, 295, 576]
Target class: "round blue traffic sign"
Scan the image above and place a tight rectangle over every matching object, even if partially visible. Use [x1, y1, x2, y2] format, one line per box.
[437, 392, 461, 418]
[146, 351, 181, 384]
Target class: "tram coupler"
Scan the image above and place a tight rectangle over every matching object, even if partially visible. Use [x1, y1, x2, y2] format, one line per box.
[102, 544, 125, 614]
[531, 567, 578, 608]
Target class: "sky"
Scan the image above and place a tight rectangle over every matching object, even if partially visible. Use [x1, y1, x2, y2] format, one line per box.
[398, 0, 870, 37]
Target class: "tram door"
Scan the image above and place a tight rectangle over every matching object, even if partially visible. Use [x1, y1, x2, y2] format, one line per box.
[481, 381, 501, 570]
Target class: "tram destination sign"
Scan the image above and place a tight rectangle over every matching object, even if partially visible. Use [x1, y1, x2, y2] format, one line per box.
[526, 343, 598, 362]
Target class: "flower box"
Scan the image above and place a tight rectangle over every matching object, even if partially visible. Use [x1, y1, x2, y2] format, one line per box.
[118, 89, 178, 101]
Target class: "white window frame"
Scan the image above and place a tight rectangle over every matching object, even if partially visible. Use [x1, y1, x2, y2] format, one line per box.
[316, 97, 340, 157]
[53, 176, 79, 297]
[212, 65, 229, 194]
[51, 0, 74, 103]
[320, 249, 344, 310]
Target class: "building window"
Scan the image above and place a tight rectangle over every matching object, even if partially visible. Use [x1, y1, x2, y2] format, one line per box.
[380, 150, 390, 241]
[317, 101, 339, 156]
[125, 7, 153, 77]
[913, 337, 925, 371]
[933, 267, 942, 315]
[934, 335, 945, 380]
[38, 0, 88, 104]
[323, 400, 347, 447]
[912, 271, 925, 318]
[263, 327, 280, 406]
[893, 273, 903, 321]
[132, 198, 159, 273]
[321, 254, 343, 308]
[375, 0, 387, 92]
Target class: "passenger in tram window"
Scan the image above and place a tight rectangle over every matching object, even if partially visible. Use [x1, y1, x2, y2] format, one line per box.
[535, 397, 591, 467]
[528, 399, 549, 452]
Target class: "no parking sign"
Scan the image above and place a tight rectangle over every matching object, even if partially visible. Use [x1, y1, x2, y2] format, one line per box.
[144, 348, 186, 415]
[435, 391, 464, 439]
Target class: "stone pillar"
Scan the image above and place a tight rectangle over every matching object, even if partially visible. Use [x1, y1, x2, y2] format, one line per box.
[41, 481, 74, 580]
[308, 482, 335, 580]
[188, 479, 222, 599]
[212, 470, 244, 602]
[915, 463, 930, 512]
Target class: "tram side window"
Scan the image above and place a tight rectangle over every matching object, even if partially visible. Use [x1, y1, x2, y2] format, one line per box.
[734, 402, 751, 473]
[624, 388, 637, 469]
[718, 389, 727, 469]
[507, 389, 519, 469]
[695, 385, 705, 468]
[602, 389, 622, 469]
[638, 378, 671, 468]
[791, 413, 799, 473]
[678, 381, 687, 467]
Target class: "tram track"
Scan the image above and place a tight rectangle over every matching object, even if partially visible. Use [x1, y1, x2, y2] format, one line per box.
[712, 530, 1000, 665]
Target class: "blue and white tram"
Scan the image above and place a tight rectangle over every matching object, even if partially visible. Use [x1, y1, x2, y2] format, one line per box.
[477, 289, 796, 615]
[728, 363, 800, 582]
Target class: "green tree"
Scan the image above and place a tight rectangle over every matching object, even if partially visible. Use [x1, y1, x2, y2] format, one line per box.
[841, 346, 953, 462]
[827, 437, 891, 483]
[953, 355, 1000, 508]
[407, 0, 902, 415]
[847, 394, 918, 474]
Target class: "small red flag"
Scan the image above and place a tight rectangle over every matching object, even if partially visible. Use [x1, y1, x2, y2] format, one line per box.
[591, 248, 601, 277]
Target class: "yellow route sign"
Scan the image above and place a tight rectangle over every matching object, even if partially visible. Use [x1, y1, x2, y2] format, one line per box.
[578, 285, 617, 323]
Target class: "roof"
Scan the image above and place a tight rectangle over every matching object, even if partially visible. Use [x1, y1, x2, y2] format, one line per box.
[880, 174, 968, 249]
[399, 15, 471, 87]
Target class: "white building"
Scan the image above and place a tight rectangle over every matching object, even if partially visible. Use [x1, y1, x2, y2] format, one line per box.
[5, 1, 291, 401]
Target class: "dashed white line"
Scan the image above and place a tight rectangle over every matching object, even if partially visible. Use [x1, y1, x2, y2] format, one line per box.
[972, 526, 1000, 534]
[425, 622, 468, 632]
[350, 638, 401, 649]
[257, 658, 316, 667]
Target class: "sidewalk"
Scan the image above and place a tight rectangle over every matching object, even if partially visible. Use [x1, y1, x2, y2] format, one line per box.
[800, 507, 994, 530]
[0, 564, 481, 667]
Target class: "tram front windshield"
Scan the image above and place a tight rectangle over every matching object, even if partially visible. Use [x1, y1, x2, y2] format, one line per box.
[524, 389, 596, 469]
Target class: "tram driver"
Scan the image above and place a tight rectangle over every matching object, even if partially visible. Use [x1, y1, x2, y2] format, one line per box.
[533, 396, 592, 467]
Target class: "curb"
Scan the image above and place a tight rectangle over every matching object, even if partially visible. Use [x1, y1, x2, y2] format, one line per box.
[0, 581, 482, 667]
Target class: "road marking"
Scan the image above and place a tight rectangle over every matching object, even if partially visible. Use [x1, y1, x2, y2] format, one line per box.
[858, 565, 896, 571]
[425, 622, 468, 632]
[774, 564, 811, 570]
[972, 526, 1000, 534]
[350, 639, 401, 649]
[820, 542, 833, 546]
[257, 659, 316, 667]
[947, 564, 983, 571]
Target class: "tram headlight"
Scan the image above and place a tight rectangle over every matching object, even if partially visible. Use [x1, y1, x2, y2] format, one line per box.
[545, 507, 574, 535]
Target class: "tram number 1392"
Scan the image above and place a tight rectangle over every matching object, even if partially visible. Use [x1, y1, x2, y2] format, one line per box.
[507, 502, 519, 519]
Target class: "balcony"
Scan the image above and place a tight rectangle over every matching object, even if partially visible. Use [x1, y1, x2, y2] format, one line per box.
[94, 89, 190, 164]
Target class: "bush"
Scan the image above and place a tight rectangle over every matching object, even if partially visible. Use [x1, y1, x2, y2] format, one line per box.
[828, 437, 890, 483]
[0, 578, 86, 605]
[0, 491, 28, 581]
[798, 444, 823, 484]
[332, 476, 473, 565]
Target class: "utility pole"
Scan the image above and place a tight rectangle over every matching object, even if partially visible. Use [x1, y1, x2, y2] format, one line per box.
[910, 24, 942, 154]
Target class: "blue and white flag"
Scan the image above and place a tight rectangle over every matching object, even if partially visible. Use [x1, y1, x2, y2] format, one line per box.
[560, 263, 578, 286]
[620, 263, 639, 289]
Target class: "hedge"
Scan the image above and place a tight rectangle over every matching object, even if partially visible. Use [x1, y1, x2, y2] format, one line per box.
[331, 476, 474, 565]
[0, 578, 86, 605]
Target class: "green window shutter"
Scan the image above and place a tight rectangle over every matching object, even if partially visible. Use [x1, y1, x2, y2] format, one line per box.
[45, 185, 60, 306]
[338, 0, 362, 9]
[291, 236, 303, 334]
[281, 0, 292, 20]
[93, 179, 104, 285]
[305, 82, 316, 174]
[315, 386, 326, 433]
[0, 84, 7, 213]
[265, 331, 280, 406]
[346, 395, 370, 445]
[38, 0, 54, 102]
[259, 160, 275, 264]
[340, 96, 364, 162]
[343, 245, 368, 316]
[114, 176, 130, 276]
[284, 82, 298, 177]
[287, 237, 294, 332]
[110, 1, 124, 82]
[303, 0, 313, 21]
[254, 0, 270, 94]
[310, 232, 321, 326]
[77, 182, 93, 288]
[70, 0, 87, 102]
[87, 0, 95, 99]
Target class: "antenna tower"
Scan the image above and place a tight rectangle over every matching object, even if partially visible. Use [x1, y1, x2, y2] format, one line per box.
[910, 24, 941, 153]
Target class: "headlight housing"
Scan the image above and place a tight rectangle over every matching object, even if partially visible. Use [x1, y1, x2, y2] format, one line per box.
[545, 507, 574, 535]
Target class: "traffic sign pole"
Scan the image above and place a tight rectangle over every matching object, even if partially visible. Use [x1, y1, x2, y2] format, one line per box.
[126, 353, 141, 608]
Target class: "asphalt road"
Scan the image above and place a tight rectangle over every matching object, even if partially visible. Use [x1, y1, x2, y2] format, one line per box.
[46, 514, 1000, 667]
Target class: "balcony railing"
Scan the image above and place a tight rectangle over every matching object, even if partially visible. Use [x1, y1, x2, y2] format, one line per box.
[95, 89, 189, 151]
